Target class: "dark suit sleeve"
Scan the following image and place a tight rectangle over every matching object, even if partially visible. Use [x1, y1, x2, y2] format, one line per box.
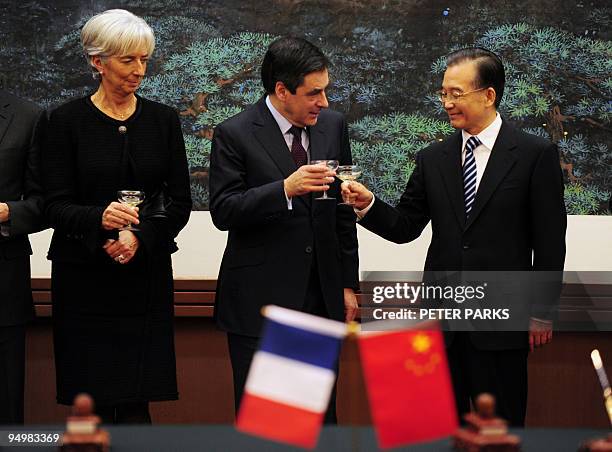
[360, 150, 430, 244]
[529, 143, 566, 319]
[133, 110, 192, 254]
[530, 143, 566, 270]
[43, 109, 105, 254]
[335, 117, 359, 288]
[209, 123, 289, 231]
[4, 109, 46, 237]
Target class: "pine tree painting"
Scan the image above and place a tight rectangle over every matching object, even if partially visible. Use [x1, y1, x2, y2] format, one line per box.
[2, 0, 609, 213]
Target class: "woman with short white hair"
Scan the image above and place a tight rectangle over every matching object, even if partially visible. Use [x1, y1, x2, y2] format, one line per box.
[43, 9, 192, 424]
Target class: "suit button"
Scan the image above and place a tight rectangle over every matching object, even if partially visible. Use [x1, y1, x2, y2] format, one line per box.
[305, 246, 313, 254]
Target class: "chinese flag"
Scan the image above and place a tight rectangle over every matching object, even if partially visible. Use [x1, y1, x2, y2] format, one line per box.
[358, 328, 458, 449]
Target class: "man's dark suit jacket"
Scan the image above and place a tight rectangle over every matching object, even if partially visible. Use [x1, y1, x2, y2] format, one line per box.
[210, 98, 359, 337]
[360, 119, 567, 350]
[0, 90, 45, 326]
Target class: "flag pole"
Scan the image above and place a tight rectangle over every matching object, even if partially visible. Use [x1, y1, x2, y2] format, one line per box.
[345, 320, 361, 452]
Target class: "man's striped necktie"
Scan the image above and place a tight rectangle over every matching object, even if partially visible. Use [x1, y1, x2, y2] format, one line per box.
[463, 136, 481, 216]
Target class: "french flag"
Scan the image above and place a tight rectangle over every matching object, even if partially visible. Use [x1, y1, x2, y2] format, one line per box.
[236, 305, 347, 449]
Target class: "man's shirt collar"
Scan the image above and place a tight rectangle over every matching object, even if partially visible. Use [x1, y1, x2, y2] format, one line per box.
[265, 95, 294, 135]
[461, 112, 502, 150]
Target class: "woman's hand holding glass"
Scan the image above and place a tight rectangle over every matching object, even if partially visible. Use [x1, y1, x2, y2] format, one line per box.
[117, 190, 144, 231]
[101, 201, 140, 231]
[101, 191, 142, 264]
[103, 230, 140, 264]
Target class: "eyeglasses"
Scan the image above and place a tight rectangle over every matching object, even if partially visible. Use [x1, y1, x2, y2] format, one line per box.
[437, 87, 487, 103]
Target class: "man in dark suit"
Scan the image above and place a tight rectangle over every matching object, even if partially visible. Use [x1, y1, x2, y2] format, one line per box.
[343, 48, 566, 426]
[209, 37, 359, 421]
[0, 89, 45, 423]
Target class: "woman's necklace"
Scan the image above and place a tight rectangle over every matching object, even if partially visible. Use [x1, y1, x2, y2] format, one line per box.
[92, 93, 136, 120]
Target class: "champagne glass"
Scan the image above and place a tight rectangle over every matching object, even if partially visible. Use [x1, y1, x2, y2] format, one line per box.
[336, 165, 362, 205]
[117, 190, 144, 231]
[310, 159, 339, 200]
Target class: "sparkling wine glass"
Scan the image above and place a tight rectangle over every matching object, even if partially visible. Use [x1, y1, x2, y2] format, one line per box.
[117, 190, 144, 231]
[310, 159, 339, 200]
[336, 165, 362, 205]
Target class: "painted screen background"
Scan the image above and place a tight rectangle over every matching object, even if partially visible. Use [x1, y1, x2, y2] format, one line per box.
[1, 0, 610, 214]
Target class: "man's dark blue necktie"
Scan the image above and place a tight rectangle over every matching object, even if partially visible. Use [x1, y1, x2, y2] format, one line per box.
[463, 136, 481, 216]
[288, 126, 308, 167]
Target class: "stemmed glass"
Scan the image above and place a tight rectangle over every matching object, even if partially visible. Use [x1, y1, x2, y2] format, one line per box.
[336, 165, 362, 205]
[310, 160, 339, 200]
[117, 190, 144, 231]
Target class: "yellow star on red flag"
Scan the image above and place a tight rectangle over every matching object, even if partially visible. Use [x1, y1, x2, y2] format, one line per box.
[411, 333, 432, 353]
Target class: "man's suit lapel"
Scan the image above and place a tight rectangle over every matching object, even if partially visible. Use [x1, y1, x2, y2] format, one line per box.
[0, 94, 14, 147]
[465, 120, 517, 230]
[439, 131, 466, 227]
[251, 98, 310, 208]
[252, 98, 296, 177]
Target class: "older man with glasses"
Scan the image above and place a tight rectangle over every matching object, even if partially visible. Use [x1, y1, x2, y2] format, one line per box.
[343, 47, 566, 426]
